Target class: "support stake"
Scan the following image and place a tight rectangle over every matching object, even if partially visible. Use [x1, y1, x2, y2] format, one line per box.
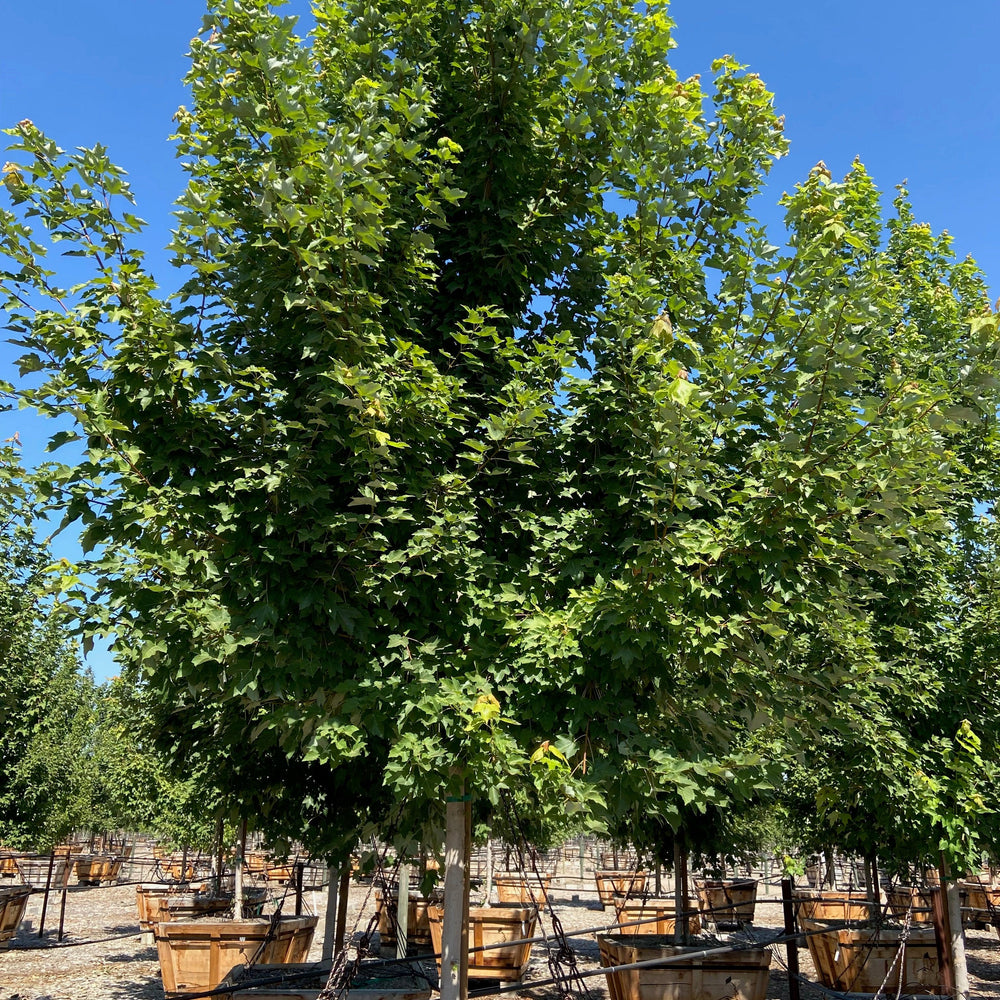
[440, 780, 471, 1000]
[321, 865, 339, 961]
[335, 867, 350, 953]
[234, 822, 246, 919]
[780, 878, 801, 1000]
[397, 862, 410, 959]
[37, 852, 56, 938]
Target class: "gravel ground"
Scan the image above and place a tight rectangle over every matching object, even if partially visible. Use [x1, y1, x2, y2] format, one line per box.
[2, 863, 999, 999]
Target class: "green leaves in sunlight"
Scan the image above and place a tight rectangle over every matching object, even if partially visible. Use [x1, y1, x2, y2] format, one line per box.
[3, 0, 999, 866]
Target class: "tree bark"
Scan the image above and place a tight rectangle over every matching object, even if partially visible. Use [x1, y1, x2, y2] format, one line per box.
[335, 868, 350, 953]
[940, 854, 970, 999]
[673, 834, 687, 946]
[321, 864, 339, 960]
[824, 846, 836, 888]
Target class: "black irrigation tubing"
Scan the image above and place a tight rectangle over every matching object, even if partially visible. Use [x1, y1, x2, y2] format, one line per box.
[5, 929, 143, 950]
[175, 959, 438, 1000]
[327, 909, 860, 965]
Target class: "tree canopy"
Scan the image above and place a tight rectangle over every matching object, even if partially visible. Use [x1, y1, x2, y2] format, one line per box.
[2, 0, 998, 864]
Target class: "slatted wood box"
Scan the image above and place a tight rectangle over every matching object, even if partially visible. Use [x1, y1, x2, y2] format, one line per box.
[613, 897, 701, 938]
[493, 872, 551, 910]
[595, 870, 647, 907]
[0, 885, 31, 949]
[427, 904, 536, 981]
[693, 878, 757, 928]
[598, 934, 771, 1000]
[219, 960, 432, 1000]
[154, 915, 317, 995]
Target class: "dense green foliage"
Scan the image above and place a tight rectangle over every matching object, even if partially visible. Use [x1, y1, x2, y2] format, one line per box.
[2, 0, 998, 868]
[0, 444, 93, 849]
[0, 446, 226, 849]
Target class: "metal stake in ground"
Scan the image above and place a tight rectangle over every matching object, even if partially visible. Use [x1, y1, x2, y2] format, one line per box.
[779, 878, 800, 1000]
[58, 871, 70, 942]
[37, 851, 56, 937]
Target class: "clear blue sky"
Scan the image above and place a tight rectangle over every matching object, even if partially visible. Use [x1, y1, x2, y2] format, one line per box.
[3, 0, 997, 680]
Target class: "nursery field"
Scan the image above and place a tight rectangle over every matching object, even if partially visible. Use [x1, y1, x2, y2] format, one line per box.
[3, 865, 1000, 1000]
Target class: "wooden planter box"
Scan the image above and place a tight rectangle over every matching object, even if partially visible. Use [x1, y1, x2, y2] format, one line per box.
[219, 960, 432, 1000]
[791, 889, 873, 923]
[0, 885, 31, 949]
[75, 854, 124, 885]
[155, 915, 317, 995]
[885, 885, 935, 924]
[139, 885, 269, 936]
[246, 852, 269, 877]
[958, 877, 999, 927]
[14, 855, 72, 890]
[598, 934, 771, 1000]
[374, 888, 441, 954]
[159, 894, 238, 923]
[138, 884, 196, 935]
[613, 897, 701, 938]
[266, 861, 296, 883]
[427, 905, 536, 981]
[493, 872, 551, 910]
[799, 918, 938, 994]
[693, 879, 757, 928]
[0, 852, 23, 878]
[595, 871, 648, 907]
[163, 856, 203, 882]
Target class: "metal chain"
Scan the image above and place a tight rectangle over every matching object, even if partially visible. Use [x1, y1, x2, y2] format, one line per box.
[317, 834, 404, 1000]
[499, 787, 595, 1000]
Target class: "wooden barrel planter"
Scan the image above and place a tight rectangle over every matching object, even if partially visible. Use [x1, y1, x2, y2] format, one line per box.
[427, 905, 536, 981]
[613, 897, 701, 938]
[791, 888, 873, 923]
[595, 870, 648, 907]
[0, 885, 31, 949]
[159, 894, 238, 923]
[493, 872, 551, 910]
[693, 878, 757, 929]
[219, 960, 433, 1000]
[374, 888, 440, 955]
[75, 853, 124, 886]
[598, 934, 771, 1000]
[154, 914, 317, 995]
[799, 918, 938, 994]
[885, 885, 935, 924]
